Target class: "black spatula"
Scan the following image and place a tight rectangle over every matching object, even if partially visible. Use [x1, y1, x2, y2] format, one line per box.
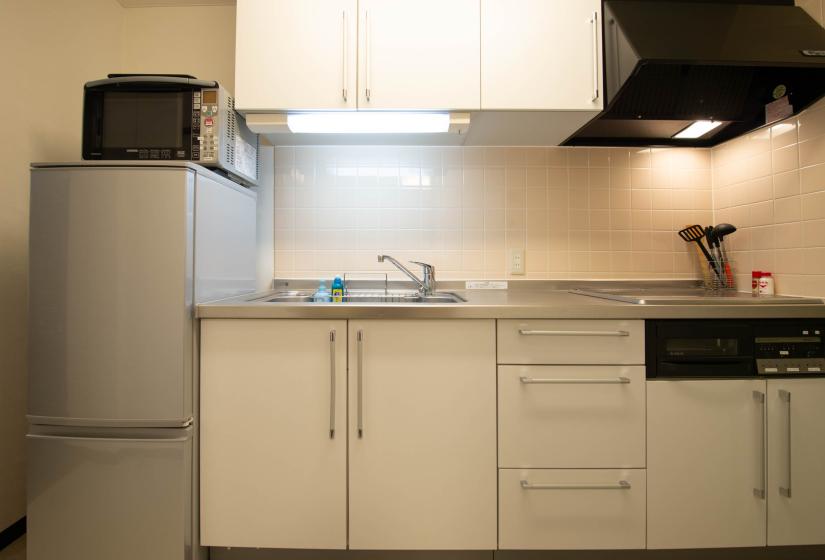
[678, 224, 722, 280]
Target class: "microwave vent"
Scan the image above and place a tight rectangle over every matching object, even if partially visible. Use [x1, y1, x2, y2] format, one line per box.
[225, 94, 236, 165]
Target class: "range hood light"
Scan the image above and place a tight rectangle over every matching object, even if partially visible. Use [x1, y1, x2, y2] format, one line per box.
[287, 112, 451, 134]
[673, 120, 723, 140]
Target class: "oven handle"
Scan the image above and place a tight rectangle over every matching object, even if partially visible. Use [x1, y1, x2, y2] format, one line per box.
[659, 357, 753, 365]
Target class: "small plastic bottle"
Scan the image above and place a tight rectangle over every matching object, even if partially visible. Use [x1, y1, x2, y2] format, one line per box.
[759, 272, 775, 296]
[313, 281, 332, 302]
[752, 271, 762, 297]
[331, 276, 344, 303]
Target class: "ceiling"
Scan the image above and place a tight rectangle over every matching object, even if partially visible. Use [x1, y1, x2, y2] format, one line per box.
[117, 0, 234, 7]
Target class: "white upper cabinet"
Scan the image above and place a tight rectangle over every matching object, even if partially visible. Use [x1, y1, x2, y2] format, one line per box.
[235, 0, 358, 111]
[357, 0, 481, 110]
[481, 0, 603, 110]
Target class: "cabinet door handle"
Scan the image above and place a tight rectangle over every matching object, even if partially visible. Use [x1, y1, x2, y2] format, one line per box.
[357, 329, 364, 438]
[521, 479, 631, 491]
[520, 376, 630, 385]
[329, 330, 336, 438]
[364, 10, 371, 102]
[591, 10, 600, 102]
[753, 390, 766, 499]
[518, 329, 629, 337]
[341, 10, 348, 102]
[779, 389, 792, 498]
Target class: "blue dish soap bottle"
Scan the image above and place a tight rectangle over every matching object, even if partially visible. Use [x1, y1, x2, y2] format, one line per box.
[313, 281, 331, 302]
[331, 276, 344, 303]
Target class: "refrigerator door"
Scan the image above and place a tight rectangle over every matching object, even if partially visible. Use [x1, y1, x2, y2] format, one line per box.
[28, 167, 194, 426]
[27, 426, 193, 560]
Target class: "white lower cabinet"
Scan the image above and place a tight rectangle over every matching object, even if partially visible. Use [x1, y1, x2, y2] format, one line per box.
[348, 320, 497, 550]
[498, 365, 645, 468]
[647, 379, 768, 550]
[200, 319, 348, 549]
[767, 378, 825, 546]
[499, 469, 646, 550]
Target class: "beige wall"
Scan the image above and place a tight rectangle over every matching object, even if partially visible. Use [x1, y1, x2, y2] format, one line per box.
[0, 0, 238, 532]
[271, 146, 712, 280]
[121, 5, 236, 91]
[0, 0, 125, 530]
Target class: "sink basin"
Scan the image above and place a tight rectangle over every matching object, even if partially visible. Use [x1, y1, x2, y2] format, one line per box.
[264, 290, 465, 304]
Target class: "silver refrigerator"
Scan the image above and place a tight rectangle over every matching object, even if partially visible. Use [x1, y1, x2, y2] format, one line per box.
[27, 162, 257, 560]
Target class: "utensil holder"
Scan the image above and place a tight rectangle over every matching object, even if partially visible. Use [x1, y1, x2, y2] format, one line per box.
[701, 255, 736, 292]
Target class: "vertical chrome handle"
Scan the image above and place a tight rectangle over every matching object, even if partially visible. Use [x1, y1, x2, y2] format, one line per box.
[357, 330, 364, 438]
[779, 389, 792, 498]
[341, 11, 348, 102]
[753, 390, 766, 499]
[329, 330, 336, 438]
[591, 11, 600, 102]
[364, 10, 371, 102]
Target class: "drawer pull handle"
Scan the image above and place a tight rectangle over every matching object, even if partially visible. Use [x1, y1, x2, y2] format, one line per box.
[520, 376, 630, 385]
[521, 480, 631, 491]
[518, 329, 630, 337]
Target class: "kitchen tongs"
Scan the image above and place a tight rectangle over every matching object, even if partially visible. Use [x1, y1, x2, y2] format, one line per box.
[678, 224, 723, 280]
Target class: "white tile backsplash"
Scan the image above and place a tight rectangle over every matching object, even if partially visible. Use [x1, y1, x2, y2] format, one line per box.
[272, 146, 712, 280]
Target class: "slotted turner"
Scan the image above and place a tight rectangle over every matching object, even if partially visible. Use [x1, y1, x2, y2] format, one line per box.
[678, 224, 722, 280]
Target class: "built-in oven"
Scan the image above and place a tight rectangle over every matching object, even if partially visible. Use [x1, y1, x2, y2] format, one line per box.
[646, 320, 825, 378]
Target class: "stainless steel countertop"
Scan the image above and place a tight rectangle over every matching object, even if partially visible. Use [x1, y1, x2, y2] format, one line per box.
[197, 280, 825, 320]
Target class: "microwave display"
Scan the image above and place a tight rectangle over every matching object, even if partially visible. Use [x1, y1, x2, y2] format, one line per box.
[101, 92, 186, 150]
[665, 338, 739, 357]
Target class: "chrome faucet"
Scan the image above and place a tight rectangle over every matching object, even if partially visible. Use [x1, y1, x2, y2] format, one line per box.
[377, 255, 436, 295]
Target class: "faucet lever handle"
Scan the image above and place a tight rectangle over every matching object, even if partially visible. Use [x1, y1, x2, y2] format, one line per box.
[409, 261, 434, 273]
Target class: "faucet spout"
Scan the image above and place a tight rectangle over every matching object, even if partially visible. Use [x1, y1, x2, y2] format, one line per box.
[377, 254, 435, 295]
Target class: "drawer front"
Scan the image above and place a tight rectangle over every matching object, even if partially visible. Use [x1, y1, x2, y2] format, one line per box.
[497, 320, 645, 365]
[498, 366, 645, 468]
[499, 468, 646, 550]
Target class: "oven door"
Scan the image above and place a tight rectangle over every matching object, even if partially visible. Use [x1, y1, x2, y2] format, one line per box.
[649, 321, 754, 378]
[83, 82, 194, 161]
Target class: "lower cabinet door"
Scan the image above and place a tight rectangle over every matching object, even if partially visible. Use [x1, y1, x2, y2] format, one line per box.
[200, 319, 347, 549]
[767, 379, 825, 546]
[498, 469, 646, 550]
[348, 320, 497, 550]
[647, 379, 767, 549]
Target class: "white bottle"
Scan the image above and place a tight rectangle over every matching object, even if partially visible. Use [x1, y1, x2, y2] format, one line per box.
[758, 272, 775, 296]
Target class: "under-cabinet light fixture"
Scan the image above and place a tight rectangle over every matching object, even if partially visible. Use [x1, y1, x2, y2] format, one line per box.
[673, 120, 723, 139]
[287, 112, 452, 134]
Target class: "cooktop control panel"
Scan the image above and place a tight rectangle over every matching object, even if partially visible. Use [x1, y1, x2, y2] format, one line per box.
[755, 325, 825, 375]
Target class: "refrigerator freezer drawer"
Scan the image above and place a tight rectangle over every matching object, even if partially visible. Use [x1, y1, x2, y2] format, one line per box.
[27, 428, 192, 560]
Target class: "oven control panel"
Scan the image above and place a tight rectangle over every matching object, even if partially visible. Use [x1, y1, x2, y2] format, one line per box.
[755, 325, 825, 375]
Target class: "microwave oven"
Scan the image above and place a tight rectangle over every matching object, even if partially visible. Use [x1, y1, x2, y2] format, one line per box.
[82, 75, 258, 186]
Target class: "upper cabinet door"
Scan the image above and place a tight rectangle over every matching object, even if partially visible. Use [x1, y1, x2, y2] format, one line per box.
[235, 0, 358, 111]
[767, 379, 825, 546]
[482, 0, 603, 110]
[357, 0, 481, 110]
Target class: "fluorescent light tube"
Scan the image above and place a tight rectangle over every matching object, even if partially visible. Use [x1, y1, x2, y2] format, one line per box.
[673, 120, 723, 139]
[287, 112, 451, 134]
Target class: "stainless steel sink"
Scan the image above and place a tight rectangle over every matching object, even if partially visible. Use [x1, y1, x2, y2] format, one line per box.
[264, 290, 466, 304]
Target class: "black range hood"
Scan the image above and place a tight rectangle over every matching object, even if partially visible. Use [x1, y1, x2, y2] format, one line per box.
[565, 0, 825, 147]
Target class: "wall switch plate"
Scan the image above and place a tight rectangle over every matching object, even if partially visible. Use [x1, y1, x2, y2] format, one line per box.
[509, 249, 525, 275]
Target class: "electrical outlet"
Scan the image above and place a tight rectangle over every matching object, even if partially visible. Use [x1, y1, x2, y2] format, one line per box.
[509, 249, 525, 275]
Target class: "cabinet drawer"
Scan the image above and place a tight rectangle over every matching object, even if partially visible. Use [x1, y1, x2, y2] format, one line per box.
[497, 320, 645, 365]
[499, 468, 646, 550]
[498, 366, 645, 468]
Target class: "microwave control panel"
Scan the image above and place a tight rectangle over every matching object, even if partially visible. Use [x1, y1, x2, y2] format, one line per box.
[755, 325, 825, 375]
